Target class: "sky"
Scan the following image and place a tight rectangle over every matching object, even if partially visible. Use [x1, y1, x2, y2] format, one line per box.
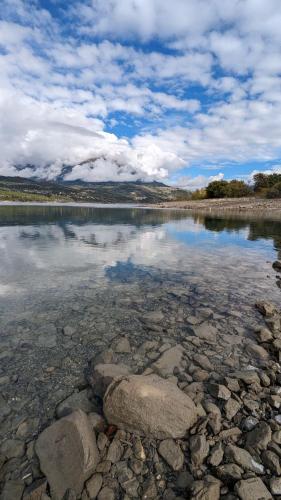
[1, 0, 281, 189]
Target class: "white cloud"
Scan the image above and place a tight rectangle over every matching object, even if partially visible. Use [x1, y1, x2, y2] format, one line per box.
[172, 173, 224, 191]
[0, 0, 281, 184]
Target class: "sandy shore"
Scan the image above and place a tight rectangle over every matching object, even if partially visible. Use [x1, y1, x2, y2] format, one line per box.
[150, 197, 281, 215]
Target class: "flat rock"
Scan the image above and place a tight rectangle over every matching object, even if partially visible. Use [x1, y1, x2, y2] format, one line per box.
[246, 421, 272, 451]
[103, 374, 198, 439]
[191, 475, 220, 500]
[235, 477, 272, 500]
[190, 322, 218, 343]
[190, 434, 209, 467]
[225, 444, 264, 474]
[89, 363, 131, 397]
[158, 439, 184, 471]
[112, 337, 131, 353]
[35, 410, 99, 500]
[224, 398, 241, 420]
[152, 345, 185, 378]
[231, 370, 260, 385]
[56, 389, 97, 417]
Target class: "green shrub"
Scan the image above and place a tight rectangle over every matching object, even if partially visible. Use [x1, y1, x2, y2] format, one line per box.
[266, 182, 281, 198]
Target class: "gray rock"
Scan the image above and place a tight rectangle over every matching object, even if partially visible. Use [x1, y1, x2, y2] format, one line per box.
[190, 322, 218, 343]
[97, 487, 115, 500]
[142, 477, 158, 499]
[242, 416, 259, 431]
[234, 477, 272, 500]
[190, 434, 209, 467]
[35, 410, 99, 500]
[88, 413, 106, 433]
[23, 479, 47, 499]
[246, 421, 272, 451]
[158, 439, 184, 471]
[152, 345, 185, 378]
[1, 439, 25, 459]
[191, 475, 220, 500]
[1, 480, 24, 500]
[56, 389, 97, 417]
[112, 337, 131, 353]
[261, 450, 281, 475]
[216, 463, 243, 481]
[103, 374, 198, 439]
[63, 326, 76, 337]
[273, 260, 281, 272]
[122, 478, 139, 497]
[97, 432, 109, 451]
[224, 398, 241, 420]
[225, 444, 264, 474]
[232, 370, 260, 385]
[89, 363, 131, 397]
[208, 383, 231, 401]
[107, 439, 123, 463]
[255, 301, 277, 317]
[209, 442, 224, 467]
[246, 343, 269, 361]
[270, 477, 281, 495]
[193, 354, 213, 371]
[85, 473, 103, 499]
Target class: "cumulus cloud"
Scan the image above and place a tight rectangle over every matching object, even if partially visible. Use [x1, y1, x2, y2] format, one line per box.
[172, 173, 224, 191]
[0, 0, 281, 183]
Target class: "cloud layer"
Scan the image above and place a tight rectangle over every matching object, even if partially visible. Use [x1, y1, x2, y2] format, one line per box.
[0, 0, 281, 186]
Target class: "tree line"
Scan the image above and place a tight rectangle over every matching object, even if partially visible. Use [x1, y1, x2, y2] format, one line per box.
[191, 173, 281, 200]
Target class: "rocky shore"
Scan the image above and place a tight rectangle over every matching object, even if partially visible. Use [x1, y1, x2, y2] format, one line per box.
[1, 263, 281, 499]
[150, 197, 281, 215]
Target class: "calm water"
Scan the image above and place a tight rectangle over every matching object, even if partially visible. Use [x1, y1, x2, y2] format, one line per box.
[0, 204, 281, 439]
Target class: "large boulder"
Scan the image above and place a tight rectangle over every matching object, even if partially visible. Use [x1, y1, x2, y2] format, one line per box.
[35, 410, 99, 500]
[88, 363, 131, 398]
[103, 374, 198, 439]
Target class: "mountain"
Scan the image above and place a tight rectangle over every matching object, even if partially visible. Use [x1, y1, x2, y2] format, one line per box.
[0, 175, 191, 203]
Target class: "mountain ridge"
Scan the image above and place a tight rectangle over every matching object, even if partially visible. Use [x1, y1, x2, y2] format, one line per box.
[0, 175, 191, 204]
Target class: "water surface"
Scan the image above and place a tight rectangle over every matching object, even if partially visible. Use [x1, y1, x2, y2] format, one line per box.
[0, 204, 280, 440]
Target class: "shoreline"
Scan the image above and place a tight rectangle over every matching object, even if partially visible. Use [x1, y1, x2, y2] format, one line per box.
[149, 197, 281, 215]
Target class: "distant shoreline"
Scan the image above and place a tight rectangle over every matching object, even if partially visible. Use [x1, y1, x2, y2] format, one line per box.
[150, 196, 281, 214]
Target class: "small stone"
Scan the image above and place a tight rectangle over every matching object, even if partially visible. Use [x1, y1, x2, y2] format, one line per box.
[88, 413, 106, 433]
[232, 370, 260, 385]
[257, 328, 273, 343]
[270, 477, 281, 495]
[122, 478, 139, 497]
[224, 377, 240, 392]
[209, 442, 224, 467]
[96, 461, 111, 473]
[63, 326, 76, 337]
[23, 479, 47, 499]
[209, 383, 231, 401]
[56, 389, 96, 417]
[1, 480, 24, 500]
[234, 477, 272, 500]
[273, 261, 281, 272]
[88, 363, 131, 398]
[176, 471, 193, 490]
[246, 421, 272, 451]
[1, 439, 25, 459]
[246, 343, 269, 361]
[107, 439, 123, 463]
[261, 450, 281, 475]
[142, 477, 158, 499]
[225, 444, 264, 474]
[242, 416, 259, 431]
[112, 337, 131, 353]
[85, 473, 103, 499]
[224, 398, 241, 420]
[190, 434, 209, 467]
[97, 432, 109, 451]
[152, 345, 185, 378]
[158, 439, 184, 471]
[216, 463, 243, 482]
[191, 476, 220, 500]
[255, 301, 277, 317]
[97, 487, 115, 500]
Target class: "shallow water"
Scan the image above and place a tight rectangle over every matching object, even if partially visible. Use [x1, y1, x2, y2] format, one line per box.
[0, 204, 280, 440]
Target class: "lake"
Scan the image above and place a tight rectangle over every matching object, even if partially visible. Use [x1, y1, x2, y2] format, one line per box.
[0, 204, 280, 442]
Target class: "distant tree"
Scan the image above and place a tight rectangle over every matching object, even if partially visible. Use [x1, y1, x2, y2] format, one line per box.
[191, 188, 207, 200]
[206, 180, 229, 198]
[226, 180, 252, 197]
[266, 181, 281, 198]
[253, 173, 269, 192]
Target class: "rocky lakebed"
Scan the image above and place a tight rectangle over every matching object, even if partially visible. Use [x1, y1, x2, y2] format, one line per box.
[1, 259, 281, 500]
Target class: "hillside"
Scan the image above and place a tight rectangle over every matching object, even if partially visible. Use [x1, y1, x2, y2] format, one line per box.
[0, 176, 191, 204]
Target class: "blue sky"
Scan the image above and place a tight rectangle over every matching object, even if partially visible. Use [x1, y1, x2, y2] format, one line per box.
[1, 0, 281, 189]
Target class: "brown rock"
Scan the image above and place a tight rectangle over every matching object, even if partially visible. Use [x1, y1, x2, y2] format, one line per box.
[103, 374, 198, 439]
[89, 363, 131, 397]
[158, 439, 184, 471]
[35, 410, 99, 500]
[234, 477, 272, 500]
[152, 345, 185, 377]
[190, 434, 209, 467]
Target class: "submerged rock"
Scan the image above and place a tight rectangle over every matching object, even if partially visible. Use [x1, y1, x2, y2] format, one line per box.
[103, 374, 198, 438]
[35, 410, 99, 500]
[89, 363, 131, 397]
[151, 345, 185, 377]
